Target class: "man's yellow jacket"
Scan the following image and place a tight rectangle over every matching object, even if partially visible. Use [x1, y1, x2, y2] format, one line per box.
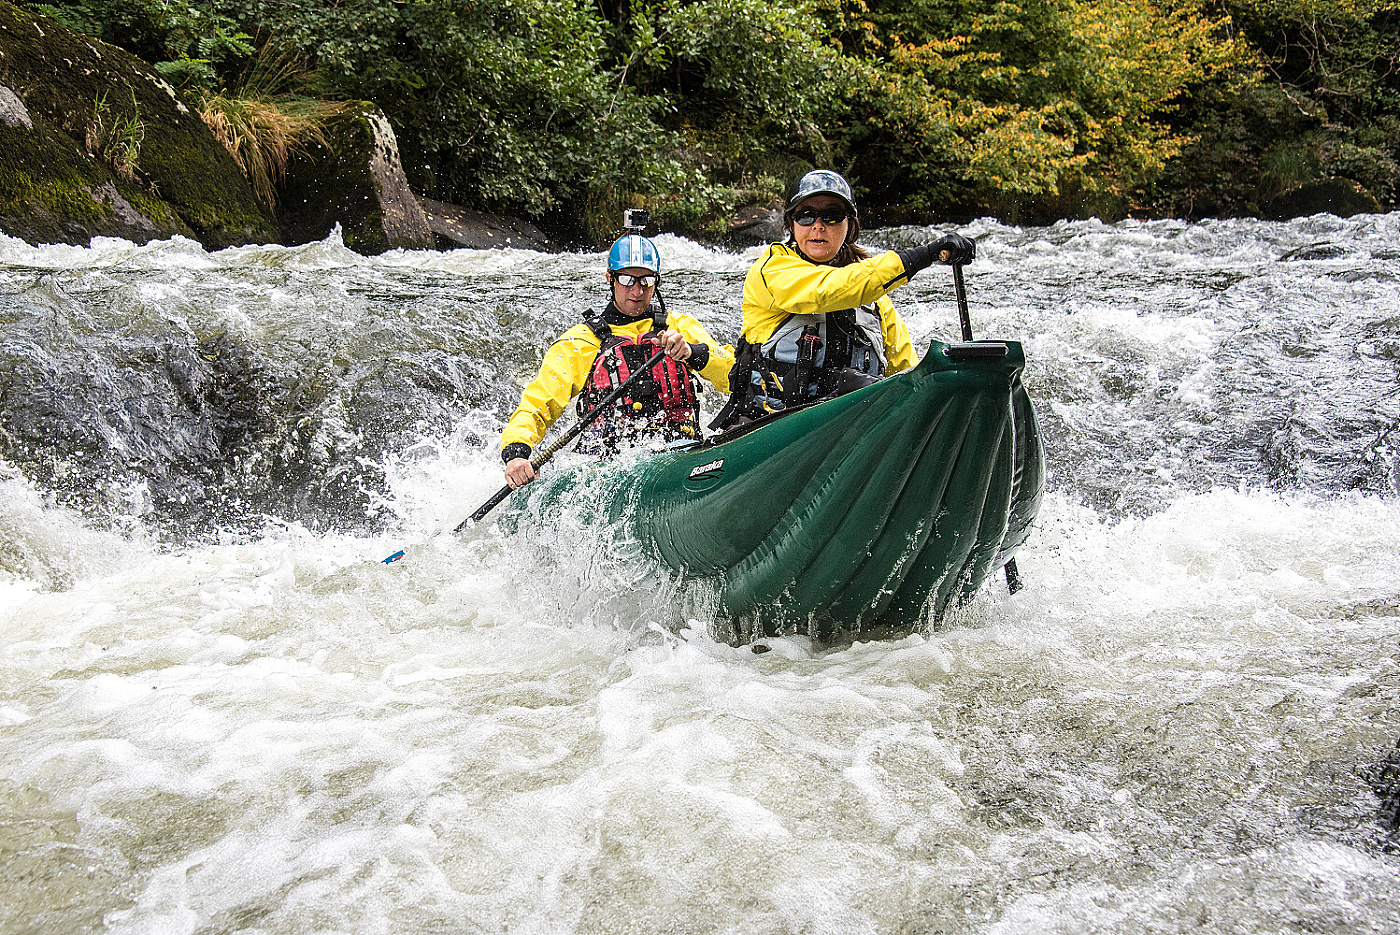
[500, 312, 735, 456]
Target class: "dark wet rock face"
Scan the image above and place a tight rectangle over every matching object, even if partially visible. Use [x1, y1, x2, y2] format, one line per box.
[1266, 178, 1383, 220]
[0, 278, 503, 540]
[278, 104, 434, 254]
[0, 1, 278, 248]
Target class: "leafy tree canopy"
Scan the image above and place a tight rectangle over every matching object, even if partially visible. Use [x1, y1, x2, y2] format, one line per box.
[18, 0, 1399, 230]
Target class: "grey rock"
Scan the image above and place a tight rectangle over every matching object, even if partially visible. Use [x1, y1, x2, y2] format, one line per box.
[725, 204, 785, 247]
[419, 198, 559, 251]
[89, 181, 161, 241]
[279, 103, 434, 254]
[0, 85, 31, 129]
[365, 109, 431, 249]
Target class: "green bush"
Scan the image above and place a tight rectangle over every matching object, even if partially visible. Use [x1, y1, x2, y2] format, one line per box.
[20, 0, 1398, 225]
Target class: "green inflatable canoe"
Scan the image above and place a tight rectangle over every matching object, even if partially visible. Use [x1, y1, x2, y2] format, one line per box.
[505, 339, 1044, 640]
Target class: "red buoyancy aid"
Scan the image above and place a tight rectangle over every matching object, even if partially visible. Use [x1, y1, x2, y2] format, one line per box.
[577, 311, 700, 440]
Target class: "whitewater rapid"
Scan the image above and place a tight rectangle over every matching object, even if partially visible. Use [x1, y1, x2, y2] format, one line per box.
[0, 215, 1397, 933]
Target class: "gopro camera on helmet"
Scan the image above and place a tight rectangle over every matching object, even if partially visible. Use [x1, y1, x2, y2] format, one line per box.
[622, 208, 650, 235]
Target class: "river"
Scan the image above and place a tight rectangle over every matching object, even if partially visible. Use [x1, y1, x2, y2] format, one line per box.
[1, 214, 1397, 933]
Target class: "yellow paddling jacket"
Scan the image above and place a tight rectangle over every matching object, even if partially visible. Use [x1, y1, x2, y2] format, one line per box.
[710, 244, 919, 427]
[500, 309, 735, 458]
[741, 243, 918, 372]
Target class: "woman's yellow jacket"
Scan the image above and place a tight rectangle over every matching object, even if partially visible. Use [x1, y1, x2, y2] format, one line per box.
[500, 313, 736, 456]
[741, 243, 919, 373]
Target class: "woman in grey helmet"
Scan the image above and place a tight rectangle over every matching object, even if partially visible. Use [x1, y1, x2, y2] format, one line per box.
[712, 169, 975, 428]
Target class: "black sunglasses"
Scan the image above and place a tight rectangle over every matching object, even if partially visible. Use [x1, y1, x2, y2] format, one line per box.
[613, 273, 658, 287]
[793, 207, 850, 226]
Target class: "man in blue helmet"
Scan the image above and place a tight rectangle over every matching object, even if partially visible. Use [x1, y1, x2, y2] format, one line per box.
[499, 232, 736, 488]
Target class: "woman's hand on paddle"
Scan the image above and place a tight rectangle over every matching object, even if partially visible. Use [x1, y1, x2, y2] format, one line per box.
[896, 231, 975, 280]
[655, 329, 692, 362]
[504, 457, 536, 489]
[933, 232, 976, 265]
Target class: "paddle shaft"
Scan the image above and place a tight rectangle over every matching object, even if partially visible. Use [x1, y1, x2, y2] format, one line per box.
[952, 261, 1023, 595]
[952, 262, 974, 342]
[454, 348, 668, 532]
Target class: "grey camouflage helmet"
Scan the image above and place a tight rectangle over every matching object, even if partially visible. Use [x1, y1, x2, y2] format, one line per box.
[787, 169, 857, 216]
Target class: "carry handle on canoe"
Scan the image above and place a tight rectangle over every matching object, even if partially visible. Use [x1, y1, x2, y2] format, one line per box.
[951, 260, 1024, 595]
[452, 348, 668, 533]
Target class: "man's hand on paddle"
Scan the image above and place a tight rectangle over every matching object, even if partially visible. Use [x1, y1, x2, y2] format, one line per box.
[503, 332, 687, 490]
[504, 458, 536, 489]
[653, 329, 692, 362]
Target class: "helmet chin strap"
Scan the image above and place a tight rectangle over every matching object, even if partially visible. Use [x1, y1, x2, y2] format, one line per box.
[652, 292, 667, 332]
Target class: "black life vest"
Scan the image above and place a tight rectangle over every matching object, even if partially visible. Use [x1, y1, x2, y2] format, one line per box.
[710, 306, 885, 430]
[576, 305, 700, 444]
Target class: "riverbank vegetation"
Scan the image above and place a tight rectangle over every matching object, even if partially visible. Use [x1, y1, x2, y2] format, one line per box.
[24, 0, 1398, 240]
[195, 47, 353, 209]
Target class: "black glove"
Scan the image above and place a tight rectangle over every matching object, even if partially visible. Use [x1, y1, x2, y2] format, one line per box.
[895, 232, 976, 278]
[933, 232, 975, 265]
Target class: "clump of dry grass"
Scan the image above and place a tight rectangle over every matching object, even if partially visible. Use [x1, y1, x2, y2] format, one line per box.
[196, 46, 350, 208]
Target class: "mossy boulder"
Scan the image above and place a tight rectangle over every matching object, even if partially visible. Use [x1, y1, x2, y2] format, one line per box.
[278, 103, 433, 255]
[1266, 178, 1383, 220]
[0, 1, 277, 247]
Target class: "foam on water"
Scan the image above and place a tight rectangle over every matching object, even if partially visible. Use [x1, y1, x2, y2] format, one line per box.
[1, 481, 1396, 932]
[1, 216, 1398, 933]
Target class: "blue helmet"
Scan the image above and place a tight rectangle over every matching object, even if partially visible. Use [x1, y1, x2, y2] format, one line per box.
[608, 234, 661, 275]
